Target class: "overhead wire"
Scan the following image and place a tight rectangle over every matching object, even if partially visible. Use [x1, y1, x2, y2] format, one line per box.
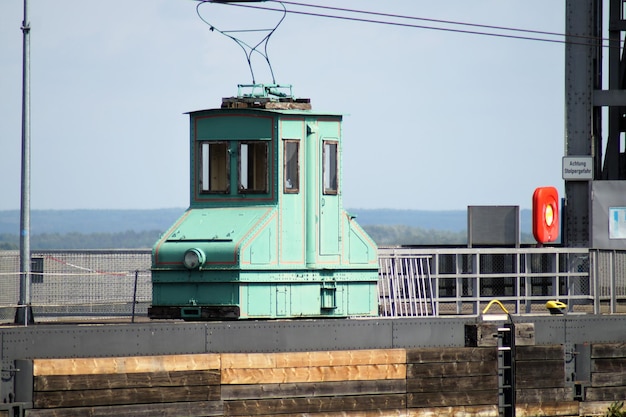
[277, 1, 614, 47]
[209, 0, 614, 49]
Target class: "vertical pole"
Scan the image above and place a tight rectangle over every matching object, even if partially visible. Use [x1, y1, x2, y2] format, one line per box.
[564, 0, 599, 247]
[131, 270, 139, 323]
[591, 250, 600, 315]
[16, 0, 33, 326]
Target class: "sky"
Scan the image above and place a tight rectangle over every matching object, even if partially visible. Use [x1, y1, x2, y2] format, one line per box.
[0, 1, 566, 211]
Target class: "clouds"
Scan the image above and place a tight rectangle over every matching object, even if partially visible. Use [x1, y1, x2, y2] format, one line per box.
[0, 1, 565, 210]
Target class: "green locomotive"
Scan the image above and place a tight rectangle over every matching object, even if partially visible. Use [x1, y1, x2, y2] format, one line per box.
[149, 86, 378, 320]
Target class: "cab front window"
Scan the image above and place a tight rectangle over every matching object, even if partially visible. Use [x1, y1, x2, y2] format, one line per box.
[199, 141, 230, 193]
[239, 141, 268, 193]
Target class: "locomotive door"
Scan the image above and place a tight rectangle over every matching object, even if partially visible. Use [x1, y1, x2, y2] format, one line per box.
[305, 120, 341, 265]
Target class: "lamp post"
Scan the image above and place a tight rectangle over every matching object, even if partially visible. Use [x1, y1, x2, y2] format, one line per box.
[16, 0, 33, 325]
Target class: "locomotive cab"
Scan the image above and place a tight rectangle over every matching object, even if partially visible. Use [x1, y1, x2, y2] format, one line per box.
[149, 91, 378, 320]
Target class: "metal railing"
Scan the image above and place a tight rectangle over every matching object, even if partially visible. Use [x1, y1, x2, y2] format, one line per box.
[1, 247, 625, 321]
[378, 253, 435, 317]
[591, 249, 626, 313]
[0, 250, 151, 322]
[378, 246, 594, 316]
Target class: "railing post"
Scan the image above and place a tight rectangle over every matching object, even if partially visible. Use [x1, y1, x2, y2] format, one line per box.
[610, 250, 617, 314]
[591, 250, 600, 315]
[524, 253, 532, 314]
[474, 252, 480, 315]
[431, 255, 439, 316]
[514, 251, 520, 314]
[131, 270, 139, 323]
[455, 253, 464, 315]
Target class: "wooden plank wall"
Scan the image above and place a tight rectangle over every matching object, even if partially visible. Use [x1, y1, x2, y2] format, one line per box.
[28, 354, 222, 417]
[587, 343, 626, 402]
[515, 345, 578, 417]
[19, 345, 626, 417]
[406, 347, 498, 416]
[220, 349, 407, 416]
[21, 347, 501, 417]
[578, 343, 626, 417]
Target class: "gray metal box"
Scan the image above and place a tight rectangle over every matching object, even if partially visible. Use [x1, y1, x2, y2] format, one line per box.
[467, 206, 520, 247]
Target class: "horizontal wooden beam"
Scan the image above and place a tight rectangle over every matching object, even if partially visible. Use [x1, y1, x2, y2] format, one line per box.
[586, 386, 626, 401]
[33, 385, 220, 408]
[221, 379, 406, 400]
[407, 361, 495, 379]
[222, 364, 406, 384]
[33, 354, 221, 376]
[221, 349, 406, 369]
[515, 360, 564, 389]
[34, 370, 220, 392]
[407, 405, 498, 417]
[516, 345, 563, 361]
[591, 371, 626, 386]
[407, 374, 497, 393]
[592, 342, 626, 358]
[24, 400, 223, 417]
[592, 358, 626, 373]
[407, 390, 497, 408]
[224, 394, 407, 415]
[515, 401, 579, 417]
[237, 410, 409, 417]
[407, 347, 496, 363]
[579, 401, 617, 417]
[516, 387, 574, 403]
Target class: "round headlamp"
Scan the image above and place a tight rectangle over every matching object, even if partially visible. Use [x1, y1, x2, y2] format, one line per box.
[183, 248, 206, 269]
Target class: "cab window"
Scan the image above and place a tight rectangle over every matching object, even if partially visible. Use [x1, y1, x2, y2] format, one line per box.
[284, 140, 299, 193]
[239, 141, 268, 193]
[199, 141, 230, 193]
[323, 140, 338, 194]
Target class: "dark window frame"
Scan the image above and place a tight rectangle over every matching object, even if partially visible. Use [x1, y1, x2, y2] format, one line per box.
[238, 141, 269, 194]
[283, 140, 300, 194]
[323, 140, 338, 195]
[198, 141, 231, 194]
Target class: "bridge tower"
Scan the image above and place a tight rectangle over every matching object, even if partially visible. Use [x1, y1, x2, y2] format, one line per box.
[565, 0, 626, 248]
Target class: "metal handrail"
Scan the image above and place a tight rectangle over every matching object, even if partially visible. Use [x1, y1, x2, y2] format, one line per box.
[378, 246, 594, 316]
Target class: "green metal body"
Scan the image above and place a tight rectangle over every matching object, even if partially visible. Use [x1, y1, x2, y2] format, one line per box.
[150, 105, 378, 319]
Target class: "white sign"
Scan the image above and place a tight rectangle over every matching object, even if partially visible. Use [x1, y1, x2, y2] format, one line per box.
[562, 156, 593, 180]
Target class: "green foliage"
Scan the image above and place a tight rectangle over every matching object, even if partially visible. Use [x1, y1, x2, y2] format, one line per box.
[0, 209, 183, 235]
[0, 230, 162, 250]
[0, 225, 538, 250]
[364, 224, 466, 246]
[0, 240, 18, 250]
[362, 225, 537, 246]
[606, 401, 625, 417]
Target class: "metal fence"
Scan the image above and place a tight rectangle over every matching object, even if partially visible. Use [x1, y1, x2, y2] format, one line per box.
[379, 247, 594, 316]
[378, 254, 435, 317]
[0, 250, 151, 322]
[591, 249, 626, 313]
[1, 247, 625, 322]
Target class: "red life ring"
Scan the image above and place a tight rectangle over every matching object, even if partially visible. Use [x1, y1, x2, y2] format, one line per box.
[532, 186, 559, 243]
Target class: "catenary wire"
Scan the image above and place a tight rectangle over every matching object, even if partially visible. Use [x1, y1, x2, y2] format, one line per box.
[276, 1, 614, 46]
[205, 1, 612, 48]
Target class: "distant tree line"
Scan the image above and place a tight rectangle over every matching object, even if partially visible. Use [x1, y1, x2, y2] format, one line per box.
[0, 226, 536, 250]
[0, 230, 162, 250]
[364, 225, 466, 246]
